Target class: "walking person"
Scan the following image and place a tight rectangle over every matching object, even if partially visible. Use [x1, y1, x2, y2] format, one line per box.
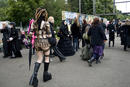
[57, 20, 75, 56]
[29, 8, 52, 87]
[71, 18, 81, 52]
[120, 20, 130, 51]
[100, 19, 106, 59]
[48, 16, 66, 61]
[88, 18, 107, 67]
[107, 20, 116, 47]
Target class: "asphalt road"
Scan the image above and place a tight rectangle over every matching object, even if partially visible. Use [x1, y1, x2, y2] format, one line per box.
[0, 37, 130, 87]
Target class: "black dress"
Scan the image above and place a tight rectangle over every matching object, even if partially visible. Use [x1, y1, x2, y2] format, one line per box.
[107, 24, 115, 41]
[57, 23, 75, 56]
[121, 24, 130, 46]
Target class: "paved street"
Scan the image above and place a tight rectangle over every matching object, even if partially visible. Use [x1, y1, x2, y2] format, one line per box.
[0, 37, 130, 87]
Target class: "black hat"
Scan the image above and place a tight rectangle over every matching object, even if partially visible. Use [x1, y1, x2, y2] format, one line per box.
[10, 22, 16, 26]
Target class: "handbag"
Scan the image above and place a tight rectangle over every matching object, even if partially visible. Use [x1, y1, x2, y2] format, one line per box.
[48, 37, 56, 47]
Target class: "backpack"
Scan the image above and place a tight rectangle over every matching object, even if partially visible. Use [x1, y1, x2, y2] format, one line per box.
[81, 44, 93, 60]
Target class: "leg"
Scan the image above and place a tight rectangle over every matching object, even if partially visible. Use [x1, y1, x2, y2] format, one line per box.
[29, 51, 43, 87]
[124, 44, 127, 51]
[33, 47, 35, 55]
[43, 50, 52, 82]
[100, 44, 105, 60]
[3, 41, 9, 58]
[10, 44, 16, 58]
[82, 39, 85, 47]
[109, 40, 111, 47]
[95, 54, 101, 64]
[88, 53, 97, 67]
[73, 38, 76, 52]
[113, 40, 115, 47]
[76, 38, 79, 51]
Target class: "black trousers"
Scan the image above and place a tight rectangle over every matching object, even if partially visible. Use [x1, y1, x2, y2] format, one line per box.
[3, 40, 11, 56]
[109, 40, 114, 47]
[124, 44, 127, 51]
[11, 42, 22, 57]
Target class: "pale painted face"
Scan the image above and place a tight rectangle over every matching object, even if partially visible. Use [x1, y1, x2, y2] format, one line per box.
[51, 17, 54, 24]
[48, 17, 54, 24]
[64, 21, 67, 25]
[10, 25, 14, 28]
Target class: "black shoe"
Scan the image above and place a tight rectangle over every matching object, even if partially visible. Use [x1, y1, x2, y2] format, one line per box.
[29, 74, 38, 87]
[96, 60, 101, 64]
[16, 55, 22, 58]
[29, 62, 40, 87]
[43, 72, 52, 82]
[60, 58, 66, 62]
[10, 56, 16, 58]
[3, 56, 8, 58]
[88, 60, 92, 67]
[124, 49, 128, 51]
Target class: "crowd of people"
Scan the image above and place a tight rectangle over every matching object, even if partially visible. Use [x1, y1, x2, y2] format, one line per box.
[1, 7, 130, 87]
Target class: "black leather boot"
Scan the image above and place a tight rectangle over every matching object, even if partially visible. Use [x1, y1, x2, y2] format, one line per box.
[43, 62, 52, 82]
[29, 62, 41, 87]
[43, 71, 52, 82]
[88, 57, 95, 67]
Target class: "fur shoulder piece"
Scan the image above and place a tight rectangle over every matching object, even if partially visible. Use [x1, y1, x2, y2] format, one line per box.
[40, 21, 50, 30]
[40, 21, 51, 33]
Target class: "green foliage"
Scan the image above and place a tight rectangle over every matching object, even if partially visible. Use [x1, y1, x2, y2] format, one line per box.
[0, 0, 8, 20]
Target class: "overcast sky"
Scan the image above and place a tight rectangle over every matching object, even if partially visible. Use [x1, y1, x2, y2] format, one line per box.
[115, 0, 130, 13]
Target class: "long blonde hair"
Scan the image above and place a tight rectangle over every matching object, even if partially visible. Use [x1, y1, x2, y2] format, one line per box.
[74, 18, 80, 27]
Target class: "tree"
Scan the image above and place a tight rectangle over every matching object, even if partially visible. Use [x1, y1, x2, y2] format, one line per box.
[7, 0, 40, 26]
[0, 0, 8, 20]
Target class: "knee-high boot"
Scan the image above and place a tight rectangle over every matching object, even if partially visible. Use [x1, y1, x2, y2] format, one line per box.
[43, 62, 52, 82]
[88, 56, 95, 67]
[29, 62, 41, 87]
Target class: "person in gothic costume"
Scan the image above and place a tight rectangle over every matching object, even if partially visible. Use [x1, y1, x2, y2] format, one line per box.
[1, 23, 11, 58]
[48, 16, 66, 61]
[57, 20, 75, 56]
[120, 20, 130, 51]
[29, 8, 52, 87]
[9, 22, 22, 58]
[107, 20, 116, 47]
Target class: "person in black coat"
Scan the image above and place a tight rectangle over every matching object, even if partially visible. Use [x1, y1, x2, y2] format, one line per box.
[87, 18, 107, 67]
[71, 18, 81, 52]
[107, 20, 116, 47]
[9, 22, 22, 58]
[57, 20, 75, 56]
[101, 19, 106, 33]
[120, 21, 130, 51]
[48, 16, 66, 61]
[1, 23, 11, 58]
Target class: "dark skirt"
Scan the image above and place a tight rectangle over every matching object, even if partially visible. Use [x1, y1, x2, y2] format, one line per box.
[109, 33, 115, 41]
[57, 37, 75, 56]
[93, 46, 103, 56]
